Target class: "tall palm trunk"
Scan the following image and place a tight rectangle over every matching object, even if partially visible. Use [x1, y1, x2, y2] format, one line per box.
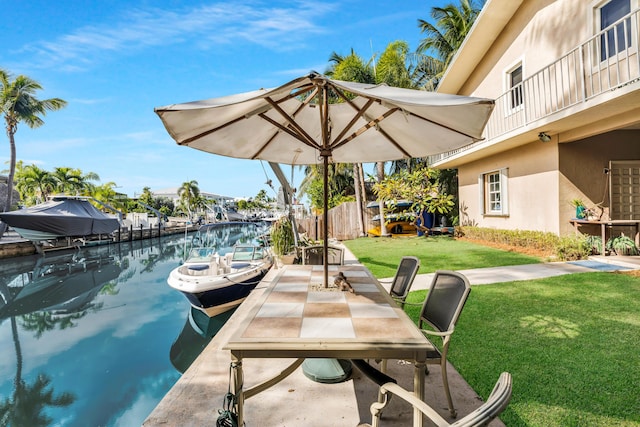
[0, 124, 17, 237]
[352, 163, 365, 236]
[376, 161, 387, 236]
[357, 163, 367, 235]
[6, 129, 16, 211]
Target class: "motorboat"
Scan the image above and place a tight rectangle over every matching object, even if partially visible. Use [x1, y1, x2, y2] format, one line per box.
[224, 206, 247, 222]
[0, 196, 120, 242]
[167, 243, 273, 315]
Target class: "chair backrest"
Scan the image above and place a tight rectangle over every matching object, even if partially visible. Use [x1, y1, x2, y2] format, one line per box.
[420, 270, 471, 333]
[301, 245, 344, 265]
[367, 372, 512, 427]
[389, 256, 420, 303]
[452, 372, 512, 427]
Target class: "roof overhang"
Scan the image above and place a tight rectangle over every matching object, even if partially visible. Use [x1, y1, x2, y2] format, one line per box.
[437, 0, 525, 95]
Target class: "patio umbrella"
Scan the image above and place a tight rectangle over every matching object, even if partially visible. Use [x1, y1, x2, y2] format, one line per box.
[155, 72, 494, 287]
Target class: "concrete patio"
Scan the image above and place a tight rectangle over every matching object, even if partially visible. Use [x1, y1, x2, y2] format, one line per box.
[144, 246, 639, 426]
[143, 264, 505, 427]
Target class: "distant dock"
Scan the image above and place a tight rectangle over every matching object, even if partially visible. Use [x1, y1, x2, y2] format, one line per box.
[0, 223, 201, 259]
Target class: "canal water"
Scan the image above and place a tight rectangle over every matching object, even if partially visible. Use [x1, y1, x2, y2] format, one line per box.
[0, 222, 268, 427]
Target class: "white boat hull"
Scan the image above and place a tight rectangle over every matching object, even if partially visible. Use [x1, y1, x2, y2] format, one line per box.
[167, 245, 272, 311]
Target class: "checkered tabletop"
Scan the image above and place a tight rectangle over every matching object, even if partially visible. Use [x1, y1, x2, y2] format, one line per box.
[237, 265, 419, 342]
[224, 264, 433, 427]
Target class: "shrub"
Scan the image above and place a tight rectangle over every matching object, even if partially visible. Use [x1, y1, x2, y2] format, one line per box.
[459, 226, 559, 253]
[458, 226, 591, 260]
[585, 235, 603, 255]
[606, 234, 640, 255]
[555, 235, 591, 260]
[270, 217, 295, 256]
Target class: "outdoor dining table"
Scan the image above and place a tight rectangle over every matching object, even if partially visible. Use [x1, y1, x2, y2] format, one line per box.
[222, 264, 435, 427]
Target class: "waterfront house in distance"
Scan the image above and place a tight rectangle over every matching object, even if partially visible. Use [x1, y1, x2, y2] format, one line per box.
[152, 188, 235, 208]
[431, 0, 640, 239]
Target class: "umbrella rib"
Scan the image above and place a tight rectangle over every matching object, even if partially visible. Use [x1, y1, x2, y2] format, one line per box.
[252, 113, 320, 158]
[330, 98, 375, 146]
[250, 88, 321, 159]
[178, 115, 244, 145]
[332, 108, 413, 158]
[173, 83, 318, 146]
[328, 84, 410, 156]
[405, 110, 480, 141]
[263, 96, 320, 148]
[330, 80, 482, 145]
[278, 83, 317, 103]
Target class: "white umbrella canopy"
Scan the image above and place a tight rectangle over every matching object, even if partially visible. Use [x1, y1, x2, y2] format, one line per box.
[155, 72, 494, 286]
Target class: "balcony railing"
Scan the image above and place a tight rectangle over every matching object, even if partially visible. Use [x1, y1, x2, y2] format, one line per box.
[430, 7, 640, 164]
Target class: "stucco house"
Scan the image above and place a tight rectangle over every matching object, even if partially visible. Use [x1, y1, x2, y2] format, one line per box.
[431, 0, 640, 244]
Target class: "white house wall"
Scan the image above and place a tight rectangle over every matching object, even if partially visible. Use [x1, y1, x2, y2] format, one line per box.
[459, 137, 560, 233]
[438, 0, 640, 236]
[455, 0, 600, 99]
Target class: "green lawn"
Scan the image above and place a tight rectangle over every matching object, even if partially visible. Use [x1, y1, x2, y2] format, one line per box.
[343, 236, 541, 277]
[345, 236, 640, 427]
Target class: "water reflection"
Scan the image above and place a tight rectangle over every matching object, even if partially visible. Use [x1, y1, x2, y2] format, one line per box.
[0, 234, 192, 427]
[0, 222, 272, 427]
[169, 306, 236, 374]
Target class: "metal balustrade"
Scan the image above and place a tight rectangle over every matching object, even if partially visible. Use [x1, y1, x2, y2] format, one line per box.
[430, 8, 640, 165]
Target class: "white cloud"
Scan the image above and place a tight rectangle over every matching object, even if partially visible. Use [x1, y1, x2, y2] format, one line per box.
[70, 97, 112, 105]
[19, 1, 337, 71]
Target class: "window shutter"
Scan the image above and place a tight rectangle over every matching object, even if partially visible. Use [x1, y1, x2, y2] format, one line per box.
[478, 174, 485, 215]
[500, 168, 509, 215]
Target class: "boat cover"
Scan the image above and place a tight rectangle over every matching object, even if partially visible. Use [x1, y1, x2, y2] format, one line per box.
[0, 198, 120, 237]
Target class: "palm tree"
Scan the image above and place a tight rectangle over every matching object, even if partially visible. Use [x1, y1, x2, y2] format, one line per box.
[413, 0, 484, 90]
[51, 167, 98, 195]
[14, 163, 55, 205]
[376, 40, 415, 89]
[326, 41, 421, 235]
[324, 49, 377, 235]
[92, 182, 126, 212]
[138, 186, 155, 206]
[0, 68, 67, 223]
[178, 180, 200, 220]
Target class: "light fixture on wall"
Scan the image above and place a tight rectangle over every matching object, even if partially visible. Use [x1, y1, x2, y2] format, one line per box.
[538, 132, 551, 142]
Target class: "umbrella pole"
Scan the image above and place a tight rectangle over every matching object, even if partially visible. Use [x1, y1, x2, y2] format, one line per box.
[323, 154, 329, 288]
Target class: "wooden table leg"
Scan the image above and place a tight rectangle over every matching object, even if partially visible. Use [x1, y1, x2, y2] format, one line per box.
[601, 223, 607, 256]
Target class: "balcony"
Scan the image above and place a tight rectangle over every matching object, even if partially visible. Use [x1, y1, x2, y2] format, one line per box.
[430, 8, 640, 165]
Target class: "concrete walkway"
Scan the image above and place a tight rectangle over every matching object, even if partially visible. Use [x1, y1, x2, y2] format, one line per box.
[342, 240, 640, 292]
[401, 255, 640, 292]
[145, 248, 640, 427]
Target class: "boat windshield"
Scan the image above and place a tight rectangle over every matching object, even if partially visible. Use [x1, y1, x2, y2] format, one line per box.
[187, 247, 216, 262]
[231, 246, 257, 261]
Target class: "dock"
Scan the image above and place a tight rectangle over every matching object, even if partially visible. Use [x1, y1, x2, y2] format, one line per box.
[0, 223, 200, 259]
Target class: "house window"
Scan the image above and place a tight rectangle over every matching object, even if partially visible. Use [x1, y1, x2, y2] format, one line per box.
[599, 0, 632, 60]
[480, 169, 509, 216]
[509, 64, 523, 110]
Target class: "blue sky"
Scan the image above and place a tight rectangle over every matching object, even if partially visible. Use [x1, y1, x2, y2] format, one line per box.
[1, 1, 436, 201]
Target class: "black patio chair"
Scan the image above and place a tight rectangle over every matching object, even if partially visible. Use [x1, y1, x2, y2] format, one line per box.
[384, 256, 420, 309]
[420, 270, 472, 418]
